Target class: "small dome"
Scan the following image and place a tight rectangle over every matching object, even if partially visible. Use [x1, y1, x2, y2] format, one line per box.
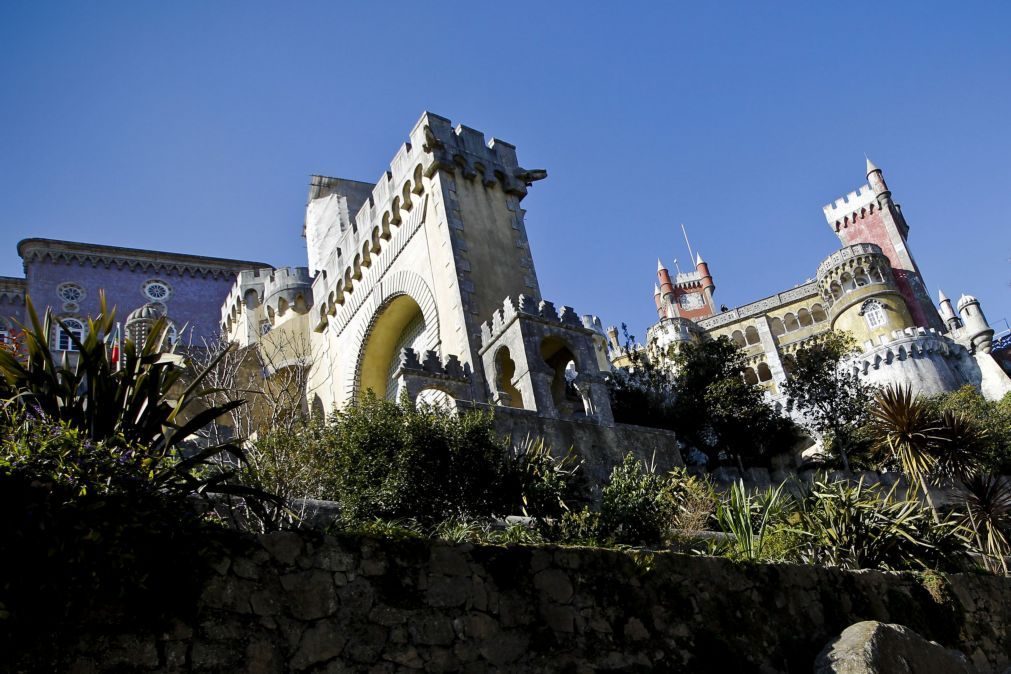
[957, 294, 978, 310]
[126, 302, 166, 324]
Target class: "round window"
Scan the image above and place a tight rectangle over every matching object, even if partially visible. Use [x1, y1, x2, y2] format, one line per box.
[57, 282, 85, 304]
[142, 280, 172, 302]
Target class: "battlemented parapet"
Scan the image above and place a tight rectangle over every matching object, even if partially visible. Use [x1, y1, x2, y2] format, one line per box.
[390, 347, 473, 405]
[821, 184, 878, 232]
[479, 296, 613, 424]
[220, 267, 274, 344]
[262, 266, 313, 323]
[853, 326, 967, 396]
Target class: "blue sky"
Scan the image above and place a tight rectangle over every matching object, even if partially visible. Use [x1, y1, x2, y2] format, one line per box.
[2, 2, 1009, 340]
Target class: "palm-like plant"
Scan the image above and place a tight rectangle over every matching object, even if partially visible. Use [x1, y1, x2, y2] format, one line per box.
[0, 294, 271, 506]
[933, 410, 986, 483]
[869, 384, 944, 496]
[960, 474, 1011, 574]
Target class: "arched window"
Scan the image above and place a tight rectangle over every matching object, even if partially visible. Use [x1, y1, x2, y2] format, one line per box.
[798, 308, 813, 327]
[811, 304, 827, 323]
[757, 362, 772, 382]
[853, 267, 869, 287]
[56, 318, 85, 352]
[840, 272, 855, 292]
[745, 326, 760, 345]
[770, 317, 785, 337]
[731, 330, 747, 348]
[861, 300, 887, 329]
[830, 282, 843, 300]
[784, 313, 799, 332]
[743, 367, 758, 386]
[782, 354, 796, 378]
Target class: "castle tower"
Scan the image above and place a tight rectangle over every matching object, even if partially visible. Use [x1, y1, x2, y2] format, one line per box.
[816, 243, 917, 341]
[937, 289, 961, 332]
[822, 159, 943, 332]
[301, 113, 545, 409]
[957, 294, 994, 354]
[653, 283, 663, 319]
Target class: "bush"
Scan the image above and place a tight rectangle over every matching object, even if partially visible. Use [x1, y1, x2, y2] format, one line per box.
[790, 478, 965, 572]
[246, 396, 582, 526]
[712, 481, 792, 561]
[0, 411, 216, 666]
[599, 454, 678, 546]
[922, 386, 1011, 474]
[565, 455, 716, 548]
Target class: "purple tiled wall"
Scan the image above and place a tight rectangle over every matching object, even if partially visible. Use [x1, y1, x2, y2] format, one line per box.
[24, 259, 242, 345]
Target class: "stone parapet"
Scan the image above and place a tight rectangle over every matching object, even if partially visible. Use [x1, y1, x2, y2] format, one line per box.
[697, 281, 820, 329]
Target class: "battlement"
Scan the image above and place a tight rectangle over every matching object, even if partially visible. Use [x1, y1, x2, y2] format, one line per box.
[220, 266, 275, 332]
[396, 347, 470, 381]
[696, 282, 820, 330]
[816, 243, 886, 280]
[0, 276, 26, 306]
[263, 266, 314, 317]
[674, 270, 702, 286]
[822, 184, 878, 228]
[352, 112, 531, 238]
[479, 295, 588, 351]
[855, 327, 958, 374]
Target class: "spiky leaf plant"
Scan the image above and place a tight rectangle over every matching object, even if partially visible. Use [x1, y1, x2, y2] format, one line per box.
[869, 384, 944, 495]
[960, 474, 1011, 574]
[0, 293, 272, 508]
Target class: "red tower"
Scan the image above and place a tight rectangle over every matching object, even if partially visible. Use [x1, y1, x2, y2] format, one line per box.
[822, 159, 943, 331]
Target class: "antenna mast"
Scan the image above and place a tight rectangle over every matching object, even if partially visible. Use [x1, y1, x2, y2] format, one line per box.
[681, 223, 695, 265]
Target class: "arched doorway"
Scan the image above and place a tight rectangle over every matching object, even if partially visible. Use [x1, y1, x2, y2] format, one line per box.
[541, 336, 583, 416]
[357, 294, 428, 401]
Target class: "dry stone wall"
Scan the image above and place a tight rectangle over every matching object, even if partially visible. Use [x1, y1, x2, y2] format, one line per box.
[62, 531, 1011, 673]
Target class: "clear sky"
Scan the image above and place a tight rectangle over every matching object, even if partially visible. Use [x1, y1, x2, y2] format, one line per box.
[2, 2, 1009, 340]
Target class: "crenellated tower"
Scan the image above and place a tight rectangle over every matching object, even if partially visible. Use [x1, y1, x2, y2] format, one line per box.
[653, 254, 716, 322]
[822, 159, 943, 332]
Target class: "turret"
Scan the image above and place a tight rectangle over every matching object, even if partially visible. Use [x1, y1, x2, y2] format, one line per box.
[653, 283, 663, 319]
[657, 258, 676, 318]
[957, 294, 994, 354]
[866, 157, 889, 197]
[695, 251, 716, 311]
[937, 289, 961, 331]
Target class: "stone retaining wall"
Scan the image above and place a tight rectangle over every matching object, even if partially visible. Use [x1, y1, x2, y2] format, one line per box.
[55, 531, 1011, 673]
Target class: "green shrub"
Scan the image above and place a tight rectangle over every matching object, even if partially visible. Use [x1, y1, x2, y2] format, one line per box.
[922, 386, 1011, 474]
[713, 480, 793, 561]
[599, 454, 676, 546]
[0, 412, 216, 667]
[248, 396, 581, 526]
[790, 478, 965, 571]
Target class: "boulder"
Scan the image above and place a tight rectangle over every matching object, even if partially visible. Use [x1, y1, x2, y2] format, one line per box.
[815, 621, 972, 673]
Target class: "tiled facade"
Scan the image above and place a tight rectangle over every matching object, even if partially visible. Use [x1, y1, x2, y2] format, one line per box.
[3, 239, 268, 349]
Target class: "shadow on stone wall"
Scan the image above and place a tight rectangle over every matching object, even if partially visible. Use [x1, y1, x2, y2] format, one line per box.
[43, 530, 1011, 673]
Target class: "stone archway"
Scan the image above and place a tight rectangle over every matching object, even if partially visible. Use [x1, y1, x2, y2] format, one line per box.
[356, 294, 429, 401]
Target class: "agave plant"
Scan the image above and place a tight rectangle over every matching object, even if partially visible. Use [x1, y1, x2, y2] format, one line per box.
[0, 293, 273, 508]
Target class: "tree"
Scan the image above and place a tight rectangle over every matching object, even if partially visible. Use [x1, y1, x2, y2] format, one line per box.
[670, 336, 796, 470]
[781, 331, 875, 471]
